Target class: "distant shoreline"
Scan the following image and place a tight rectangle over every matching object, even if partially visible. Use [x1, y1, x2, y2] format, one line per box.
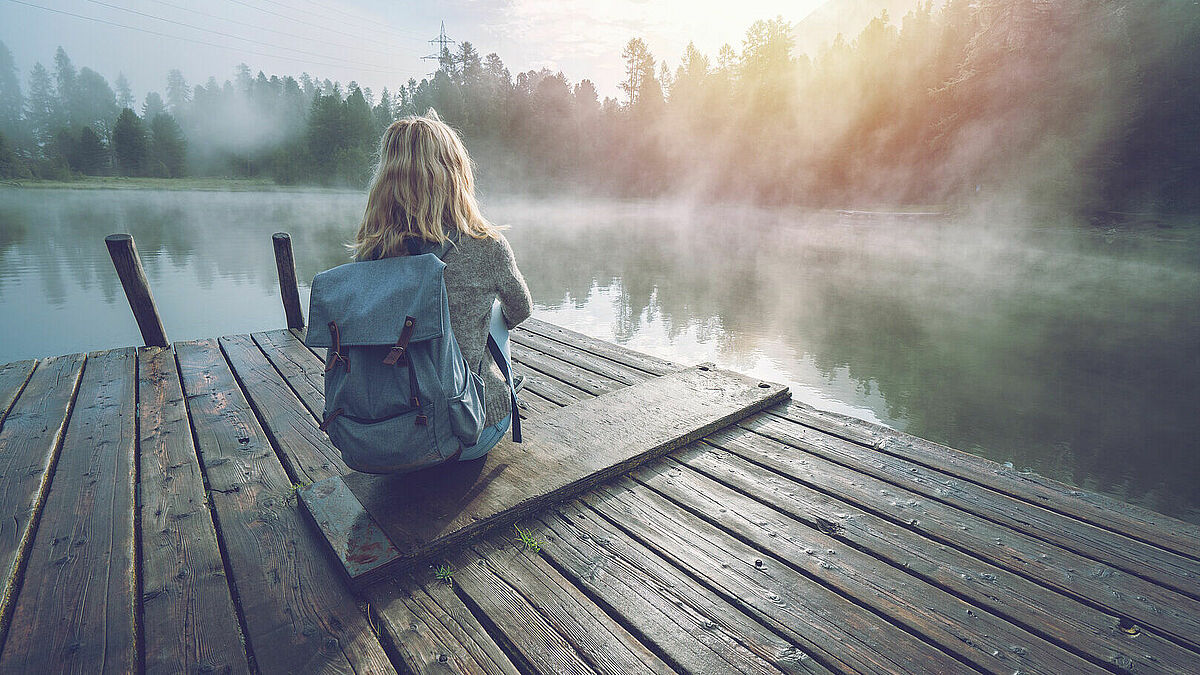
[0, 176, 360, 193]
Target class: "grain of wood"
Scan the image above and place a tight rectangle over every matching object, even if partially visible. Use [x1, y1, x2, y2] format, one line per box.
[742, 413, 1200, 601]
[0, 359, 36, 427]
[220, 333, 348, 483]
[0, 353, 84, 650]
[0, 348, 137, 673]
[137, 346, 249, 675]
[518, 319, 679, 376]
[467, 534, 673, 674]
[586, 477, 962, 674]
[774, 401, 1200, 562]
[252, 329, 327, 420]
[175, 339, 394, 674]
[450, 546, 601, 675]
[675, 441, 1200, 674]
[511, 348, 622, 397]
[537, 500, 829, 675]
[510, 330, 650, 386]
[630, 455, 1099, 674]
[704, 421, 1200, 651]
[511, 361, 590, 406]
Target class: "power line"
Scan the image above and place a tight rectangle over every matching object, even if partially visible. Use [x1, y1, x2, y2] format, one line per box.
[150, 0, 422, 61]
[277, 0, 428, 38]
[82, 0, 403, 70]
[5, 0, 421, 77]
[223, 0, 419, 51]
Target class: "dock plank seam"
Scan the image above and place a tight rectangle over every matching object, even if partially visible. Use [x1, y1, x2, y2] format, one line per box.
[741, 414, 1200, 601]
[706, 422, 1200, 654]
[769, 404, 1200, 562]
[0, 353, 86, 658]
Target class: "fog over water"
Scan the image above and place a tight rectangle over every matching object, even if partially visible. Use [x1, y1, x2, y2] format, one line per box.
[0, 187, 1197, 522]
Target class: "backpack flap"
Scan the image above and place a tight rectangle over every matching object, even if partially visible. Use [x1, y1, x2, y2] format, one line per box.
[305, 254, 447, 347]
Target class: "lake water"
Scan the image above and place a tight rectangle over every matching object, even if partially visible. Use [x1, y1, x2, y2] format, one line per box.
[1, 187, 1197, 523]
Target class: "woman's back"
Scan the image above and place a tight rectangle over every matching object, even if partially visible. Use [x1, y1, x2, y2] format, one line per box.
[437, 232, 531, 427]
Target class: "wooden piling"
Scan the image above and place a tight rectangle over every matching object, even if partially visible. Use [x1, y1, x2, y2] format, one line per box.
[105, 233, 169, 347]
[272, 232, 305, 331]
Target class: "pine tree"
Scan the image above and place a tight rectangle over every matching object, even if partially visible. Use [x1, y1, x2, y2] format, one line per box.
[115, 73, 134, 110]
[0, 41, 23, 139]
[112, 107, 148, 175]
[76, 126, 108, 174]
[25, 62, 57, 148]
[150, 113, 187, 177]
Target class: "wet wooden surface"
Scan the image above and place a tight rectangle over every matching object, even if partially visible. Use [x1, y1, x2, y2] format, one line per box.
[0, 316, 1196, 673]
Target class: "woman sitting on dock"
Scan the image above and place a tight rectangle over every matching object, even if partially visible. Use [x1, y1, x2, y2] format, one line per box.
[350, 110, 532, 461]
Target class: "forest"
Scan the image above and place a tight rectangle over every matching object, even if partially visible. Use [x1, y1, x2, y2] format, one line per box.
[1, 0, 1197, 213]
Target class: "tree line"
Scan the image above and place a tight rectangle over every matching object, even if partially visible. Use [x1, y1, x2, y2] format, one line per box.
[1, 0, 1197, 212]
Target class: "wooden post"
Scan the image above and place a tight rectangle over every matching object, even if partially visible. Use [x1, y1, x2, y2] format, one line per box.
[272, 232, 305, 331]
[105, 234, 169, 347]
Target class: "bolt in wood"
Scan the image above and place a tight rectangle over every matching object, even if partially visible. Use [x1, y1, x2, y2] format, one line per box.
[105, 233, 169, 347]
[272, 232, 305, 331]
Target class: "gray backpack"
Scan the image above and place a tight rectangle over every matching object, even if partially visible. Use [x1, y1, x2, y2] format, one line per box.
[305, 240, 519, 473]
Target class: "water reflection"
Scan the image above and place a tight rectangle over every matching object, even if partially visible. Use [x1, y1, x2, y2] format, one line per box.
[0, 188, 1196, 522]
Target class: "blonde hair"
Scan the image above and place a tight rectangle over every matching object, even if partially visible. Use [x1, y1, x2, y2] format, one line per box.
[352, 110, 499, 260]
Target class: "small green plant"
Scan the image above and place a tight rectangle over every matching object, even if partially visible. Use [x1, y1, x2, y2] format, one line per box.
[513, 524, 543, 553]
[433, 563, 455, 583]
[285, 481, 311, 505]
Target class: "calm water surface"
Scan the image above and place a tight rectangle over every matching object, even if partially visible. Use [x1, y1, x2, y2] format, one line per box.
[1, 187, 1198, 522]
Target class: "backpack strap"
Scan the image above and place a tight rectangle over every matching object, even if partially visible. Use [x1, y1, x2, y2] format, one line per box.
[487, 331, 521, 443]
[326, 321, 350, 373]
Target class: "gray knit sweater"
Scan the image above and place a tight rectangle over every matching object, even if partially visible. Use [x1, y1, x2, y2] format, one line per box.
[435, 232, 532, 426]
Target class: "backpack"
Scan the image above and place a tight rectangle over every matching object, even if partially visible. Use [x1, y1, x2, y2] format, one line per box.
[305, 239, 519, 474]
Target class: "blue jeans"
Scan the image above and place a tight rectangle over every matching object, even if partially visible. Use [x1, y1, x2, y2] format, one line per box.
[460, 414, 511, 461]
[459, 300, 515, 462]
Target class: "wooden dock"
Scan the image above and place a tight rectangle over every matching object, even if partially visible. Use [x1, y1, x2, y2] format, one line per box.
[0, 318, 1198, 674]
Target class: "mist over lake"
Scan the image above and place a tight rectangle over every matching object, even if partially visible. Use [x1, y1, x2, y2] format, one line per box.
[0, 186, 1196, 522]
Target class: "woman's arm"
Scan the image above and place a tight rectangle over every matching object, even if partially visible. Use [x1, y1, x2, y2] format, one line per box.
[494, 235, 532, 329]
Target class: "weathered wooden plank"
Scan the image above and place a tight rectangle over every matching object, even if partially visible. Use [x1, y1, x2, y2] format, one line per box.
[775, 401, 1200, 562]
[137, 346, 249, 675]
[519, 318, 680, 376]
[465, 534, 673, 674]
[363, 576, 522, 675]
[676, 441, 1200, 674]
[512, 361, 590, 406]
[586, 478, 960, 674]
[220, 333, 348, 483]
[515, 386, 559, 417]
[317, 367, 788, 584]
[510, 329, 651, 386]
[0, 349, 137, 673]
[743, 412, 1200, 600]
[537, 500, 829, 675]
[704, 422, 1200, 650]
[449, 545, 600, 675]
[175, 339, 393, 674]
[0, 353, 85, 649]
[511, 348, 623, 398]
[252, 329, 326, 420]
[631, 454, 1102, 674]
[0, 359, 37, 427]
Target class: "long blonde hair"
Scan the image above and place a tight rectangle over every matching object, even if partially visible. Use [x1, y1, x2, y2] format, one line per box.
[352, 110, 499, 260]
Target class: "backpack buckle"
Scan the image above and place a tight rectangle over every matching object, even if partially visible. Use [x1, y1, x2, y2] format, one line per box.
[414, 414, 428, 426]
[382, 316, 417, 365]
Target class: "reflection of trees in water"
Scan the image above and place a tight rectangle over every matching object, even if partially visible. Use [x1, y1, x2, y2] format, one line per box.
[0, 188, 364, 306]
[504, 200, 1200, 520]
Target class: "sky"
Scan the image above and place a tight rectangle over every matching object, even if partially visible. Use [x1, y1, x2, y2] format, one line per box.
[0, 0, 826, 103]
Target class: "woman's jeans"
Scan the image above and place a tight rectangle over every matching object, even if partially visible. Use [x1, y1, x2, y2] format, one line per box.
[459, 300, 515, 461]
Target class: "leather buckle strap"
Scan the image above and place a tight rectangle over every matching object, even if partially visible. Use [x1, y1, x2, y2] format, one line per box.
[382, 316, 417, 366]
[319, 407, 344, 431]
[326, 321, 350, 373]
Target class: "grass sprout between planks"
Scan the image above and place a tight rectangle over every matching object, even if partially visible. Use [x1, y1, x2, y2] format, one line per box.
[514, 524, 543, 553]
